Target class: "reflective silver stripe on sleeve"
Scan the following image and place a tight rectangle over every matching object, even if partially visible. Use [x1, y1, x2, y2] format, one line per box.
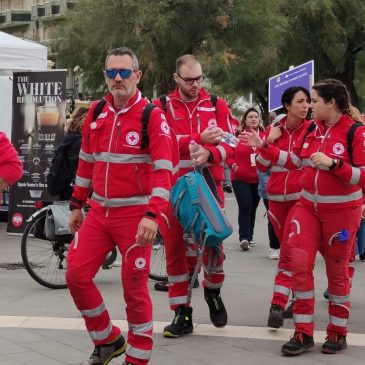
[80, 302, 106, 317]
[89, 322, 113, 341]
[329, 315, 348, 327]
[79, 149, 94, 163]
[172, 165, 179, 175]
[204, 280, 223, 289]
[93, 152, 150, 164]
[91, 192, 149, 207]
[179, 160, 194, 169]
[273, 285, 291, 296]
[301, 189, 363, 203]
[277, 268, 292, 277]
[267, 192, 301, 201]
[350, 167, 361, 185]
[302, 158, 328, 170]
[293, 314, 314, 323]
[271, 166, 290, 172]
[126, 344, 151, 361]
[129, 321, 153, 333]
[168, 273, 189, 284]
[277, 150, 288, 166]
[328, 293, 350, 304]
[169, 295, 188, 306]
[293, 290, 315, 299]
[290, 151, 302, 167]
[153, 159, 173, 171]
[216, 145, 226, 162]
[75, 175, 92, 188]
[151, 187, 170, 201]
[256, 154, 271, 167]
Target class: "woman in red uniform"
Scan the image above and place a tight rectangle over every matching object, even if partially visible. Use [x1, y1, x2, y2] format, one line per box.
[246, 79, 365, 356]
[227, 107, 264, 251]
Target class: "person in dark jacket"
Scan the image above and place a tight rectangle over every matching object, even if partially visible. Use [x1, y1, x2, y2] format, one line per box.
[58, 106, 89, 200]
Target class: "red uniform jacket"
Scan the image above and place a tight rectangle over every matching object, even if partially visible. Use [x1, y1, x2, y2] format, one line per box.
[227, 129, 265, 184]
[256, 117, 311, 201]
[258, 114, 365, 210]
[0, 132, 22, 185]
[71, 91, 172, 218]
[153, 88, 233, 184]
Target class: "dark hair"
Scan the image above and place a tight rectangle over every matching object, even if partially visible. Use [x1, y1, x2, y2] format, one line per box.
[281, 86, 310, 113]
[238, 107, 263, 133]
[312, 79, 351, 113]
[67, 106, 89, 133]
[105, 47, 139, 70]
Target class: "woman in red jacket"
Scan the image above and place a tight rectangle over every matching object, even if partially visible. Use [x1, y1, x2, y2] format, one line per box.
[227, 107, 264, 251]
[246, 79, 365, 356]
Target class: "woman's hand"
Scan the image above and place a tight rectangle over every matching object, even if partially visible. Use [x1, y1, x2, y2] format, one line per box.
[267, 125, 282, 144]
[310, 152, 333, 167]
[239, 128, 263, 148]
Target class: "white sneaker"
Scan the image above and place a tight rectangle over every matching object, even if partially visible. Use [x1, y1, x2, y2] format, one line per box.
[249, 240, 256, 247]
[269, 248, 280, 260]
[240, 240, 250, 251]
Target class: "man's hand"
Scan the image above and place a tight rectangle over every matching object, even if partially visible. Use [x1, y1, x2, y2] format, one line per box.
[135, 217, 158, 246]
[190, 145, 211, 165]
[267, 125, 282, 144]
[310, 152, 333, 168]
[239, 128, 263, 148]
[200, 126, 223, 145]
[0, 177, 8, 192]
[69, 209, 84, 234]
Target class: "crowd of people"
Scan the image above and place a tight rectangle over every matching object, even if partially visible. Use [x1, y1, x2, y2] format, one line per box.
[2, 45, 365, 365]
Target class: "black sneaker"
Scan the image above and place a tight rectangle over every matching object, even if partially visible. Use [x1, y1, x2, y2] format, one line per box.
[283, 301, 294, 319]
[204, 288, 227, 328]
[82, 335, 127, 364]
[163, 305, 193, 338]
[189, 277, 200, 288]
[267, 304, 284, 328]
[322, 334, 347, 354]
[154, 279, 168, 292]
[323, 288, 329, 300]
[281, 332, 314, 355]
[223, 184, 232, 193]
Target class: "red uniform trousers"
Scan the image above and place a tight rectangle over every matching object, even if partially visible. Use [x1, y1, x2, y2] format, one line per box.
[66, 205, 153, 365]
[160, 186, 225, 310]
[268, 200, 298, 309]
[289, 202, 361, 337]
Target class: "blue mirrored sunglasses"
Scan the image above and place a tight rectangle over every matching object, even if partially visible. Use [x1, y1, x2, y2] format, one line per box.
[105, 68, 134, 79]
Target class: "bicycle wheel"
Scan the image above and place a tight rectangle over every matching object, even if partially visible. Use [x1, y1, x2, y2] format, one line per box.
[21, 209, 68, 289]
[149, 234, 167, 281]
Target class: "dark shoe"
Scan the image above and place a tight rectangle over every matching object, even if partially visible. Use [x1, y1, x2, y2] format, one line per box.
[360, 252, 365, 261]
[204, 288, 227, 328]
[283, 301, 294, 319]
[82, 335, 127, 364]
[163, 305, 193, 338]
[281, 332, 314, 355]
[267, 304, 284, 328]
[190, 277, 200, 288]
[323, 288, 329, 300]
[223, 184, 232, 193]
[322, 334, 347, 354]
[154, 279, 168, 292]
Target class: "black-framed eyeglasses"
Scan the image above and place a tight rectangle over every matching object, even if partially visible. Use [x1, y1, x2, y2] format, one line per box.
[176, 73, 205, 85]
[105, 68, 134, 80]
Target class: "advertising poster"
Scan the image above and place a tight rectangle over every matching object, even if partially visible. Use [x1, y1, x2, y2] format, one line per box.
[7, 70, 66, 233]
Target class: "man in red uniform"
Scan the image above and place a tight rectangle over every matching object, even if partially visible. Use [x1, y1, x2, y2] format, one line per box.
[66, 47, 172, 365]
[0, 132, 22, 192]
[154, 54, 234, 338]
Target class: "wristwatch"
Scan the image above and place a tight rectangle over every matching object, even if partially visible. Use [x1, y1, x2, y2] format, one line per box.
[329, 158, 338, 171]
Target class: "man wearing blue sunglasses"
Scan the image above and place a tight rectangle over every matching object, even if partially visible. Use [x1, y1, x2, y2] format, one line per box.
[67, 47, 173, 365]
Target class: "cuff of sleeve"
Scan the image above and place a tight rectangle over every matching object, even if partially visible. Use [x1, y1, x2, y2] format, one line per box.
[191, 133, 202, 145]
[144, 211, 158, 223]
[70, 196, 83, 210]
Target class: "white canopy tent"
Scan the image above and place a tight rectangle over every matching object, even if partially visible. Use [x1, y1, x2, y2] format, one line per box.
[0, 31, 47, 138]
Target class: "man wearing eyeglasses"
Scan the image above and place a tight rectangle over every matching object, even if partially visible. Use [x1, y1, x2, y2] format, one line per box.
[66, 47, 173, 365]
[153, 54, 234, 338]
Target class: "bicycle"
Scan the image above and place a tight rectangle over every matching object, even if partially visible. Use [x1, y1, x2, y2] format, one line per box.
[21, 201, 167, 289]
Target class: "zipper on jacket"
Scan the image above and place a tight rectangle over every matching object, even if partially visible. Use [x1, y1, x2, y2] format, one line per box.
[114, 121, 121, 152]
[135, 165, 143, 193]
[197, 113, 201, 133]
[283, 131, 293, 200]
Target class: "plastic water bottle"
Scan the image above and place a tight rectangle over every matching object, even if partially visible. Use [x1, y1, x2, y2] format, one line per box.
[189, 140, 199, 161]
[220, 132, 239, 148]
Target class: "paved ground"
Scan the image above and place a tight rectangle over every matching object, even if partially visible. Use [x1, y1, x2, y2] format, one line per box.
[1, 195, 365, 364]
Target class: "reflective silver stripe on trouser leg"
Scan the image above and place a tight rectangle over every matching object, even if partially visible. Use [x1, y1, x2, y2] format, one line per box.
[273, 285, 291, 296]
[80, 302, 106, 317]
[89, 322, 113, 341]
